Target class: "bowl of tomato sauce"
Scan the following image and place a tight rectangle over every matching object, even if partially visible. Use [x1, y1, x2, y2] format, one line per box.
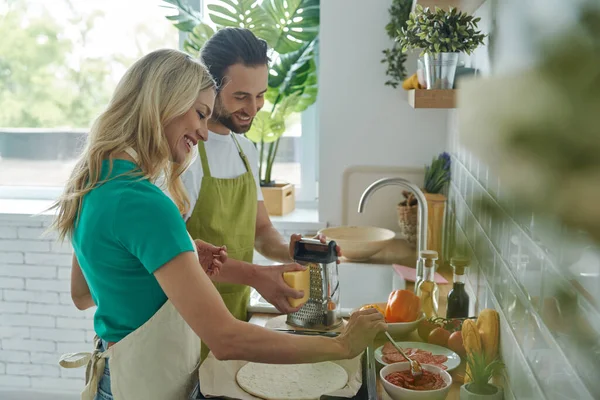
[380, 362, 452, 400]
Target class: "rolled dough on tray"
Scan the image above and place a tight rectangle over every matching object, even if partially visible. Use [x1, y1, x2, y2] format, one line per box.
[236, 361, 349, 400]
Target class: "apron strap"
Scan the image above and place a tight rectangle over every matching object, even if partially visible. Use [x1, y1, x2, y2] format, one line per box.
[58, 351, 93, 368]
[197, 141, 212, 178]
[124, 147, 139, 163]
[231, 134, 252, 173]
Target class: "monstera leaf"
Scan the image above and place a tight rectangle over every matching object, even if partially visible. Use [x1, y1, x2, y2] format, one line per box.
[260, 0, 319, 54]
[161, 0, 202, 32]
[245, 110, 283, 144]
[291, 67, 317, 112]
[207, 0, 276, 46]
[266, 40, 318, 111]
[183, 23, 215, 57]
[268, 40, 315, 88]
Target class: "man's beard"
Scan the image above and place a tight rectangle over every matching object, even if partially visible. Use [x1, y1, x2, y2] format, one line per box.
[212, 98, 253, 134]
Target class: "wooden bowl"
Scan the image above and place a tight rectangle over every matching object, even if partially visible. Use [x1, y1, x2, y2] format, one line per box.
[318, 226, 396, 261]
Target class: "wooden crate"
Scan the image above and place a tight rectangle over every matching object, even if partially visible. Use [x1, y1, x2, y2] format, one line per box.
[261, 183, 295, 216]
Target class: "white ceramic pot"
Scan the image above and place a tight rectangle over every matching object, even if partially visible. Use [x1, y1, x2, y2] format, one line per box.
[460, 383, 504, 400]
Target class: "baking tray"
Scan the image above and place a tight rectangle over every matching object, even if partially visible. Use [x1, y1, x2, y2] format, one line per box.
[189, 343, 378, 400]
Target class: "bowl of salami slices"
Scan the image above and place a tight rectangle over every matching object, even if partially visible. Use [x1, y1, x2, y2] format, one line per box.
[374, 341, 461, 372]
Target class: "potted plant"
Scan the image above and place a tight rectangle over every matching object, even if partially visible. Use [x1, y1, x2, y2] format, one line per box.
[162, 0, 319, 215]
[461, 351, 504, 399]
[397, 5, 486, 89]
[398, 152, 451, 263]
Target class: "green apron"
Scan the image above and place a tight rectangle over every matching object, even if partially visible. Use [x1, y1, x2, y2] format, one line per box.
[185, 134, 257, 361]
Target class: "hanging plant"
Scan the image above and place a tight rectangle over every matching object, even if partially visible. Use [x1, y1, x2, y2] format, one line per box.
[381, 0, 413, 88]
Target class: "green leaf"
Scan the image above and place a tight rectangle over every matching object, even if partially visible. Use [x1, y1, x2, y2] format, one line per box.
[268, 39, 315, 89]
[206, 0, 276, 45]
[173, 20, 197, 32]
[270, 114, 286, 135]
[161, 0, 202, 31]
[183, 23, 215, 57]
[260, 0, 320, 54]
[245, 110, 280, 144]
[293, 71, 317, 112]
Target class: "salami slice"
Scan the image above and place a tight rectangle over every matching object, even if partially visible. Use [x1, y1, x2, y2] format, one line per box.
[382, 346, 448, 369]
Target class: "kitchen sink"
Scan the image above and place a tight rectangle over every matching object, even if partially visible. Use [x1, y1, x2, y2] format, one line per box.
[248, 262, 406, 317]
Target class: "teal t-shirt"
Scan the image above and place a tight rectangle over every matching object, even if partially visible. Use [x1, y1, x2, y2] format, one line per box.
[71, 159, 195, 342]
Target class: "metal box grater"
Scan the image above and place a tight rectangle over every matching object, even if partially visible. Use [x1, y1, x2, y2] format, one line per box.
[286, 238, 342, 330]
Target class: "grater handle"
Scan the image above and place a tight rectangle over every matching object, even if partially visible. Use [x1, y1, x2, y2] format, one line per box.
[294, 238, 338, 264]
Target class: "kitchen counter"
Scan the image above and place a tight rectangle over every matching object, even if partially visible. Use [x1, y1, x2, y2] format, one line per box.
[249, 238, 463, 399]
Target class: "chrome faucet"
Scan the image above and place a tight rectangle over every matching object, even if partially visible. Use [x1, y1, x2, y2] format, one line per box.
[357, 178, 428, 255]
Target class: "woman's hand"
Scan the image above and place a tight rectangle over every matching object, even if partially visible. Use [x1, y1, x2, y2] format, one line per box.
[194, 239, 227, 277]
[336, 308, 387, 359]
[288, 233, 343, 264]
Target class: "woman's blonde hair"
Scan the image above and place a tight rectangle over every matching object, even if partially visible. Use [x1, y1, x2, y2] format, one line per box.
[48, 48, 215, 242]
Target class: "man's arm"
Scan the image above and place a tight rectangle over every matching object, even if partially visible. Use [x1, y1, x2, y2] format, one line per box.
[254, 201, 293, 263]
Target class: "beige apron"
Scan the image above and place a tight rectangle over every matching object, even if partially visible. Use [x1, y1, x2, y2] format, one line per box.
[59, 149, 201, 400]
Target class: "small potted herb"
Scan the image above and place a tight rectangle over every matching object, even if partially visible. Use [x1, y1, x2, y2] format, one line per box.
[461, 351, 504, 399]
[397, 5, 486, 89]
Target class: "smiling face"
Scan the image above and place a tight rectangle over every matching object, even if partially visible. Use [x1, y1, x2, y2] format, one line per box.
[164, 88, 215, 164]
[210, 63, 268, 134]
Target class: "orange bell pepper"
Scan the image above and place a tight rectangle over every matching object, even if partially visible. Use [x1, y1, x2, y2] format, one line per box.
[385, 290, 422, 323]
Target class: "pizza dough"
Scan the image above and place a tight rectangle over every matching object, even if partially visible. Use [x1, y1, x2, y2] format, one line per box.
[236, 361, 348, 400]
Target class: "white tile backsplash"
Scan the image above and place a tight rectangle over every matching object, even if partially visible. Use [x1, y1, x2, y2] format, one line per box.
[448, 115, 599, 398]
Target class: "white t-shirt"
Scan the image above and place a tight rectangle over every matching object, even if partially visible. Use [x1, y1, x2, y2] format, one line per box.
[180, 131, 263, 221]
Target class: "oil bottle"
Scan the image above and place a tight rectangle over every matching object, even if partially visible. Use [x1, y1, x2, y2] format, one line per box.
[415, 250, 439, 318]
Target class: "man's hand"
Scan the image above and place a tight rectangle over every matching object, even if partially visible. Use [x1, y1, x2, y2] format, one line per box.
[254, 263, 307, 314]
[194, 239, 227, 277]
[288, 233, 343, 264]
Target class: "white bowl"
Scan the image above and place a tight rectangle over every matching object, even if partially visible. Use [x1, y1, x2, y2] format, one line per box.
[352, 304, 423, 337]
[380, 362, 452, 400]
[387, 313, 425, 336]
[318, 226, 395, 261]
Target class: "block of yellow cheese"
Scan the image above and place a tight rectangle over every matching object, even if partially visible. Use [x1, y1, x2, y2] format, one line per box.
[283, 268, 310, 308]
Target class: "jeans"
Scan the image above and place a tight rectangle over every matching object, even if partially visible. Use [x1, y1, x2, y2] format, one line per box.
[94, 339, 113, 400]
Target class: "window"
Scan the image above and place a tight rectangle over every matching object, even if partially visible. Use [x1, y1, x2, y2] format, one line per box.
[0, 0, 178, 199]
[0, 0, 318, 205]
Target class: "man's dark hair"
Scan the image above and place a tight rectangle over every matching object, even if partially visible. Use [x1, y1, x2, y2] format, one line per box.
[200, 27, 270, 90]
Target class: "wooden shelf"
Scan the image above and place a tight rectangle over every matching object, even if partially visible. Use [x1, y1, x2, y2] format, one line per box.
[412, 0, 486, 14]
[408, 89, 457, 109]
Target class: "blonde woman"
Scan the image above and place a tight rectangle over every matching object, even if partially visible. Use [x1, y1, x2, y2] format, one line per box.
[49, 49, 386, 400]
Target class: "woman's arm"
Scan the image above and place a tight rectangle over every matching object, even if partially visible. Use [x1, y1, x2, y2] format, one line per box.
[154, 251, 386, 363]
[70, 254, 95, 310]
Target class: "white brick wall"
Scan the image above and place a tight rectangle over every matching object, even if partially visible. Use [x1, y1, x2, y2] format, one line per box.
[0, 213, 93, 393]
[0, 210, 321, 394]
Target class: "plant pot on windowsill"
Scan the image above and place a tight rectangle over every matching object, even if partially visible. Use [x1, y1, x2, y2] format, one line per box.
[460, 382, 503, 400]
[261, 181, 295, 216]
